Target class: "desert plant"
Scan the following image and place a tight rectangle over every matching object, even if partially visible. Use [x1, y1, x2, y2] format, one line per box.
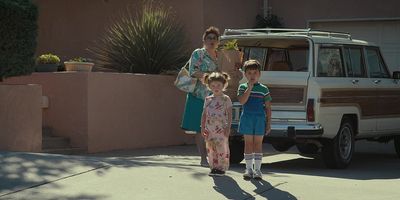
[67, 57, 93, 63]
[0, 0, 38, 81]
[223, 39, 239, 51]
[36, 53, 61, 64]
[89, 1, 189, 74]
[255, 14, 284, 28]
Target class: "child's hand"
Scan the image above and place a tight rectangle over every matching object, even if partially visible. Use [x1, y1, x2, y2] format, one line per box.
[265, 125, 271, 135]
[224, 128, 231, 137]
[247, 82, 254, 90]
[201, 128, 208, 138]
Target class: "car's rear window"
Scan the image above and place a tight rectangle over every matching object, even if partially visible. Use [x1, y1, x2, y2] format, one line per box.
[242, 47, 309, 72]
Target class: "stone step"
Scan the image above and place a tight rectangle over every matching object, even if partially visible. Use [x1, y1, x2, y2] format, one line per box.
[41, 147, 87, 155]
[42, 136, 71, 149]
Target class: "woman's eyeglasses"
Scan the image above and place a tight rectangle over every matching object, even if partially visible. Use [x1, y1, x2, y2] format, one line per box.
[206, 35, 218, 41]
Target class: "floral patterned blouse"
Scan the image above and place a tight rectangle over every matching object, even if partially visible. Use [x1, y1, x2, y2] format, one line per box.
[189, 48, 219, 100]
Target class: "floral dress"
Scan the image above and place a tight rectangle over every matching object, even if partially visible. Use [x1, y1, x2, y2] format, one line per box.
[181, 48, 219, 133]
[203, 94, 232, 171]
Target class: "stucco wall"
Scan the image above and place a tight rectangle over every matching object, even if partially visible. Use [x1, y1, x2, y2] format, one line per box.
[4, 72, 193, 152]
[33, 0, 261, 60]
[87, 73, 192, 153]
[5, 73, 89, 149]
[0, 84, 42, 152]
[267, 0, 400, 28]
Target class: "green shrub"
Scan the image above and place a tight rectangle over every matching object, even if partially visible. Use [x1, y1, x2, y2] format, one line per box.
[89, 1, 189, 74]
[36, 53, 61, 64]
[223, 40, 239, 51]
[67, 57, 93, 63]
[255, 14, 284, 28]
[0, 0, 38, 81]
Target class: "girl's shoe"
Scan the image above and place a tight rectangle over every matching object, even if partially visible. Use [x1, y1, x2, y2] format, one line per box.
[214, 169, 225, 176]
[243, 169, 253, 179]
[200, 160, 209, 167]
[209, 169, 218, 176]
[253, 169, 263, 180]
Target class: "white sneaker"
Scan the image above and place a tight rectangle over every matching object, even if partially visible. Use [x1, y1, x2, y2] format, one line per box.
[243, 169, 253, 179]
[253, 169, 263, 179]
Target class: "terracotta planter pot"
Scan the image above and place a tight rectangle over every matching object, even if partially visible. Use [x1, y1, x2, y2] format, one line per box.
[217, 50, 244, 101]
[35, 63, 59, 72]
[64, 62, 94, 72]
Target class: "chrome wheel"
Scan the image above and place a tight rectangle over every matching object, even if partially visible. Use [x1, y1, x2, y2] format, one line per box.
[339, 126, 352, 160]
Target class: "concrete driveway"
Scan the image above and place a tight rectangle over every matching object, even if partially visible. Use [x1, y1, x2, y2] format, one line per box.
[1, 141, 399, 200]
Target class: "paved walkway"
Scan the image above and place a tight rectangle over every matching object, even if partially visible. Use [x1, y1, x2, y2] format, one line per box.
[0, 141, 399, 200]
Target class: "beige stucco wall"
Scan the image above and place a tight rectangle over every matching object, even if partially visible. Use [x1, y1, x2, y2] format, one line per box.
[0, 84, 42, 152]
[87, 73, 192, 153]
[4, 72, 193, 152]
[5, 73, 89, 149]
[33, 0, 261, 60]
[267, 0, 400, 28]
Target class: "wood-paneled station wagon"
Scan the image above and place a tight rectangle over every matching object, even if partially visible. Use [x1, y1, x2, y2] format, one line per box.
[222, 28, 400, 169]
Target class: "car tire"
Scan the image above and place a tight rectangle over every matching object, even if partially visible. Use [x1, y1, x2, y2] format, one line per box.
[394, 136, 400, 159]
[296, 143, 319, 155]
[229, 136, 244, 164]
[322, 118, 355, 169]
[271, 141, 294, 152]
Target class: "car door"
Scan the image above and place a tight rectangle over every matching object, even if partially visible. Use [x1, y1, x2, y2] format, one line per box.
[316, 45, 376, 136]
[343, 46, 377, 135]
[365, 47, 400, 133]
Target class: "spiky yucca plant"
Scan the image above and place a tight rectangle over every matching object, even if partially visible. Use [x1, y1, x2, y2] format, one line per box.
[90, 1, 188, 74]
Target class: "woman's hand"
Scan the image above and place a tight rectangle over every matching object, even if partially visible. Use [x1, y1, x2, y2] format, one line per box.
[234, 62, 242, 70]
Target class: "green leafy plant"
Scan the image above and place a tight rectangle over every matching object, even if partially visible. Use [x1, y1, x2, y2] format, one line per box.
[255, 14, 284, 28]
[0, 0, 38, 81]
[67, 57, 93, 63]
[89, 0, 189, 74]
[36, 53, 60, 64]
[223, 39, 239, 51]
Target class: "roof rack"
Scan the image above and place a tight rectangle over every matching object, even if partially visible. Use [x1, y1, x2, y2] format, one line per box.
[223, 28, 352, 40]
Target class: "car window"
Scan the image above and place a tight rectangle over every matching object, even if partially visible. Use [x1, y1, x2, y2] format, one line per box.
[243, 47, 267, 70]
[243, 47, 309, 72]
[344, 47, 366, 77]
[366, 48, 390, 78]
[317, 47, 344, 77]
[288, 48, 309, 72]
[266, 48, 287, 71]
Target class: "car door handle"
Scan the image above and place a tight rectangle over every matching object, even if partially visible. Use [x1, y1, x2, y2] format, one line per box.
[351, 79, 359, 84]
[373, 80, 381, 84]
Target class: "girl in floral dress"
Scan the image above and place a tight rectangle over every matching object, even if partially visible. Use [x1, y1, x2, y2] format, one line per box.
[201, 72, 233, 176]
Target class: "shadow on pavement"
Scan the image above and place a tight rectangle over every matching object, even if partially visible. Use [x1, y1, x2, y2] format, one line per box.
[262, 152, 400, 180]
[212, 176, 253, 199]
[211, 175, 297, 200]
[250, 179, 297, 200]
[0, 152, 107, 197]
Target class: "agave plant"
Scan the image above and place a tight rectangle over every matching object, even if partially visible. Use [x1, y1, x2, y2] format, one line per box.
[89, 1, 188, 74]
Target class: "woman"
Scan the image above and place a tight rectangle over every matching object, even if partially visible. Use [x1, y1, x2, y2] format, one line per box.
[181, 26, 221, 167]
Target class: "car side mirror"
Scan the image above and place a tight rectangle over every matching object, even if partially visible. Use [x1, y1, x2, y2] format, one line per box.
[393, 71, 400, 80]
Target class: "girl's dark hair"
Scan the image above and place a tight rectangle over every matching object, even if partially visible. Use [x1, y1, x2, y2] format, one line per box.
[243, 59, 261, 72]
[202, 72, 230, 91]
[202, 26, 220, 40]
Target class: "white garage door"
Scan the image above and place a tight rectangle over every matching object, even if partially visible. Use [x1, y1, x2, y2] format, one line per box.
[310, 20, 400, 73]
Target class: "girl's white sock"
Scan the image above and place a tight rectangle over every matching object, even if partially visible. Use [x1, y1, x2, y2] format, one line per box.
[254, 153, 263, 171]
[244, 153, 254, 170]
